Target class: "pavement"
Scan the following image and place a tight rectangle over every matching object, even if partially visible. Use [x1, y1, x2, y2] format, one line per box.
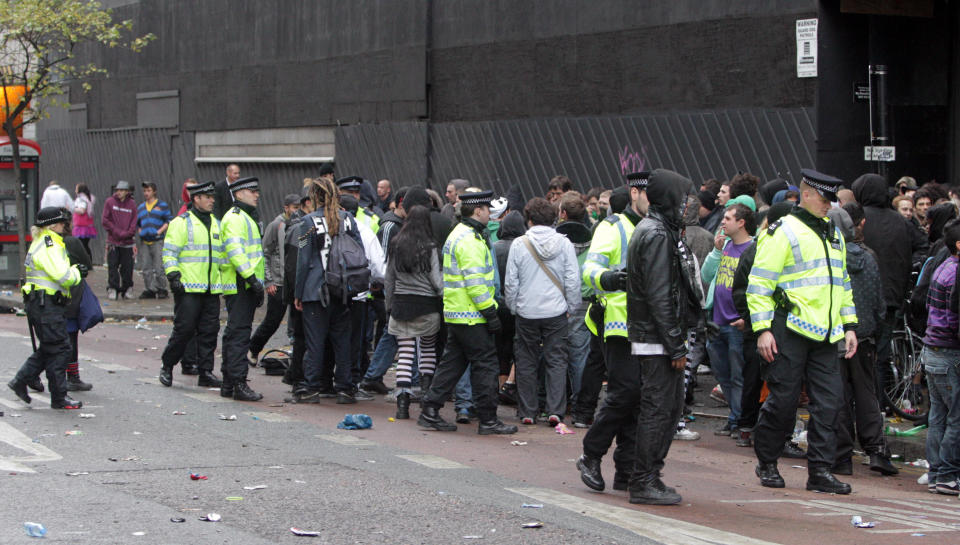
[0, 306, 953, 544]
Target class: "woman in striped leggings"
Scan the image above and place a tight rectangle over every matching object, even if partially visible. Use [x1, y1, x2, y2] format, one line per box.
[384, 204, 443, 419]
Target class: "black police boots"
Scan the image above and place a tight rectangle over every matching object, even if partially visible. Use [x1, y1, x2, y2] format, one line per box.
[806, 468, 852, 494]
[182, 364, 199, 376]
[67, 374, 93, 392]
[478, 419, 518, 435]
[613, 471, 631, 491]
[419, 374, 433, 407]
[233, 382, 263, 401]
[869, 454, 899, 476]
[220, 382, 234, 398]
[576, 454, 605, 491]
[418, 406, 457, 431]
[27, 377, 44, 392]
[198, 370, 223, 388]
[51, 395, 83, 410]
[396, 392, 410, 420]
[159, 366, 173, 387]
[629, 478, 682, 505]
[7, 379, 31, 404]
[756, 462, 785, 488]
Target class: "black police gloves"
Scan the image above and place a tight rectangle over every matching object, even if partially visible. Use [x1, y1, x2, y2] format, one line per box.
[167, 272, 184, 294]
[479, 306, 501, 334]
[76, 263, 89, 278]
[246, 275, 265, 307]
[599, 270, 628, 291]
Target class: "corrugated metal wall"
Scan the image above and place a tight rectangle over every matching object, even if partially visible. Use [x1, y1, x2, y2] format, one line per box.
[39, 107, 814, 262]
[336, 107, 816, 200]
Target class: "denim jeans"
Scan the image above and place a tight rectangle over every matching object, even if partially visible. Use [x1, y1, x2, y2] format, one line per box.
[566, 307, 591, 406]
[454, 364, 473, 413]
[364, 331, 398, 382]
[924, 345, 960, 484]
[707, 323, 744, 426]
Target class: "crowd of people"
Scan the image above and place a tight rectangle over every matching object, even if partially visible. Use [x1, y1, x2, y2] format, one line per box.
[10, 162, 960, 508]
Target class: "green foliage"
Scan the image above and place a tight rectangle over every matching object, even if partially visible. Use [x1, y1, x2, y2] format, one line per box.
[0, 0, 155, 130]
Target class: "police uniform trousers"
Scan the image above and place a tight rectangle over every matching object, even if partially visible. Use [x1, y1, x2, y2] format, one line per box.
[221, 284, 258, 386]
[161, 292, 220, 371]
[836, 340, 887, 461]
[632, 354, 685, 485]
[737, 335, 764, 431]
[572, 332, 606, 422]
[16, 293, 72, 399]
[581, 337, 640, 478]
[753, 311, 844, 470]
[423, 323, 500, 422]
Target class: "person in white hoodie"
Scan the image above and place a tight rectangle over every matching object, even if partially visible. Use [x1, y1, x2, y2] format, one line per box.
[505, 197, 581, 426]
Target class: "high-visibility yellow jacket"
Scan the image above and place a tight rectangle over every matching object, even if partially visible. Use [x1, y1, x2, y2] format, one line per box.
[23, 229, 80, 297]
[747, 212, 857, 343]
[582, 213, 636, 338]
[220, 206, 265, 295]
[442, 221, 496, 324]
[357, 208, 380, 235]
[162, 210, 226, 294]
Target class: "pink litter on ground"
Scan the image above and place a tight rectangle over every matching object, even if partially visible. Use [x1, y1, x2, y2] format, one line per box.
[555, 423, 575, 435]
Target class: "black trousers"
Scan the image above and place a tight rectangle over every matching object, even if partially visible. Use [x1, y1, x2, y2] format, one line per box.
[753, 312, 843, 470]
[249, 289, 286, 357]
[162, 292, 220, 371]
[836, 340, 887, 460]
[221, 285, 258, 386]
[632, 355, 685, 484]
[582, 337, 640, 476]
[738, 336, 763, 430]
[16, 296, 71, 401]
[514, 313, 569, 419]
[349, 300, 368, 385]
[424, 323, 500, 422]
[284, 304, 306, 385]
[573, 333, 606, 420]
[496, 305, 516, 376]
[303, 299, 353, 392]
[107, 246, 134, 292]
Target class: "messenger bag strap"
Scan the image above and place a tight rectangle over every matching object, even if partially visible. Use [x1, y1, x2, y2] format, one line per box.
[521, 235, 564, 295]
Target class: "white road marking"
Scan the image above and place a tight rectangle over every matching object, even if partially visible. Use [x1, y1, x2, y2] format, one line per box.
[90, 362, 131, 372]
[314, 434, 376, 447]
[0, 330, 29, 338]
[0, 420, 62, 473]
[244, 411, 294, 422]
[182, 392, 224, 403]
[510, 487, 781, 545]
[396, 454, 468, 469]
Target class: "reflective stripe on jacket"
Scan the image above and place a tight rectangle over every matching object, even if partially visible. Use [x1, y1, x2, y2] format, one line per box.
[442, 222, 496, 324]
[357, 208, 380, 235]
[747, 213, 857, 343]
[23, 229, 80, 297]
[581, 213, 635, 338]
[162, 210, 226, 294]
[220, 206, 265, 294]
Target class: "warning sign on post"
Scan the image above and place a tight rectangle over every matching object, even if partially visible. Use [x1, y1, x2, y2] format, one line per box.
[864, 146, 896, 162]
[796, 19, 818, 78]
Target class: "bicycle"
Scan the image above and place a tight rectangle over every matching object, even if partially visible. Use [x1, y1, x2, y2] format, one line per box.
[878, 309, 929, 423]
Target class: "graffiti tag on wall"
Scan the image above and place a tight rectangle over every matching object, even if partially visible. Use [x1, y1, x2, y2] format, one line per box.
[618, 145, 648, 175]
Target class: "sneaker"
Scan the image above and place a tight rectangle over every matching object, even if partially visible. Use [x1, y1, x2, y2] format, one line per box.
[51, 395, 83, 410]
[710, 385, 727, 405]
[714, 422, 735, 436]
[353, 389, 374, 401]
[498, 382, 518, 405]
[138, 289, 156, 299]
[735, 429, 752, 447]
[521, 417, 536, 425]
[317, 387, 338, 398]
[674, 428, 700, 441]
[296, 391, 322, 404]
[572, 415, 593, 428]
[918, 472, 929, 485]
[359, 380, 391, 395]
[936, 481, 960, 496]
[456, 411, 471, 424]
[124, 287, 135, 299]
[107, 288, 117, 300]
[336, 392, 357, 404]
[547, 415, 562, 427]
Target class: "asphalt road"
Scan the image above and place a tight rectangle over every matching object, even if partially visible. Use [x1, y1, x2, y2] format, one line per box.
[0, 313, 954, 545]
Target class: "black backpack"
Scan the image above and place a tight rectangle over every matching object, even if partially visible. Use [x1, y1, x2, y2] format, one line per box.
[324, 216, 370, 304]
[256, 349, 290, 376]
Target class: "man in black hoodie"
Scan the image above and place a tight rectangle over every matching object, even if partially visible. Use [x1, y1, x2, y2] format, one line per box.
[625, 168, 699, 505]
[851, 174, 928, 386]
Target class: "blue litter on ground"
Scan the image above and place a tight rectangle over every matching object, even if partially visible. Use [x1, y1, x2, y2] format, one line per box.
[337, 414, 373, 430]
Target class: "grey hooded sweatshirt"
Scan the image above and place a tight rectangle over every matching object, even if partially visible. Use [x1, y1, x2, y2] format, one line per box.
[504, 224, 581, 319]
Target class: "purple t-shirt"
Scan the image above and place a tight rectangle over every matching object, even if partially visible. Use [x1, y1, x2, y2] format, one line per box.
[713, 239, 753, 325]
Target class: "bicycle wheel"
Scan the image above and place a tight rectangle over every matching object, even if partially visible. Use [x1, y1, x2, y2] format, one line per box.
[879, 331, 929, 422]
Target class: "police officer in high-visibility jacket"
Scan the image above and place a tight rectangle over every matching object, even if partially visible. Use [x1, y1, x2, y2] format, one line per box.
[159, 181, 225, 389]
[747, 169, 858, 494]
[220, 176, 266, 401]
[577, 171, 648, 492]
[418, 189, 517, 435]
[8, 207, 84, 409]
[336, 176, 381, 234]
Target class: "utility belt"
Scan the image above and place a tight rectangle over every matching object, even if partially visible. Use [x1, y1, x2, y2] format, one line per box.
[23, 289, 67, 307]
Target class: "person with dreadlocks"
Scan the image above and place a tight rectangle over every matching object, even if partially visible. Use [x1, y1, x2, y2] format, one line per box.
[294, 178, 366, 404]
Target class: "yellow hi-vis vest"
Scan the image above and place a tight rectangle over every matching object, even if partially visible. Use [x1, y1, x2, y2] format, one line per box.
[442, 222, 496, 324]
[162, 210, 226, 294]
[582, 213, 636, 338]
[23, 229, 79, 297]
[220, 206, 265, 295]
[747, 213, 857, 343]
[357, 208, 380, 234]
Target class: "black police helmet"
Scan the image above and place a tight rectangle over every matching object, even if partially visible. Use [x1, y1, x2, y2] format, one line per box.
[35, 206, 69, 227]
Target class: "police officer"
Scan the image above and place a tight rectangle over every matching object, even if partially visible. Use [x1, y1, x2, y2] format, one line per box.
[336, 176, 380, 234]
[576, 171, 648, 492]
[8, 207, 84, 409]
[159, 181, 225, 388]
[747, 169, 858, 494]
[417, 189, 517, 435]
[220, 176, 265, 401]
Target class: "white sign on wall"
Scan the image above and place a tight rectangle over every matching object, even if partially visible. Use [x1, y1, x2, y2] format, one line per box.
[796, 18, 818, 78]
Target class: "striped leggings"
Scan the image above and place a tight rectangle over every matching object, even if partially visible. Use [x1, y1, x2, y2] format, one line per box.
[395, 334, 438, 389]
